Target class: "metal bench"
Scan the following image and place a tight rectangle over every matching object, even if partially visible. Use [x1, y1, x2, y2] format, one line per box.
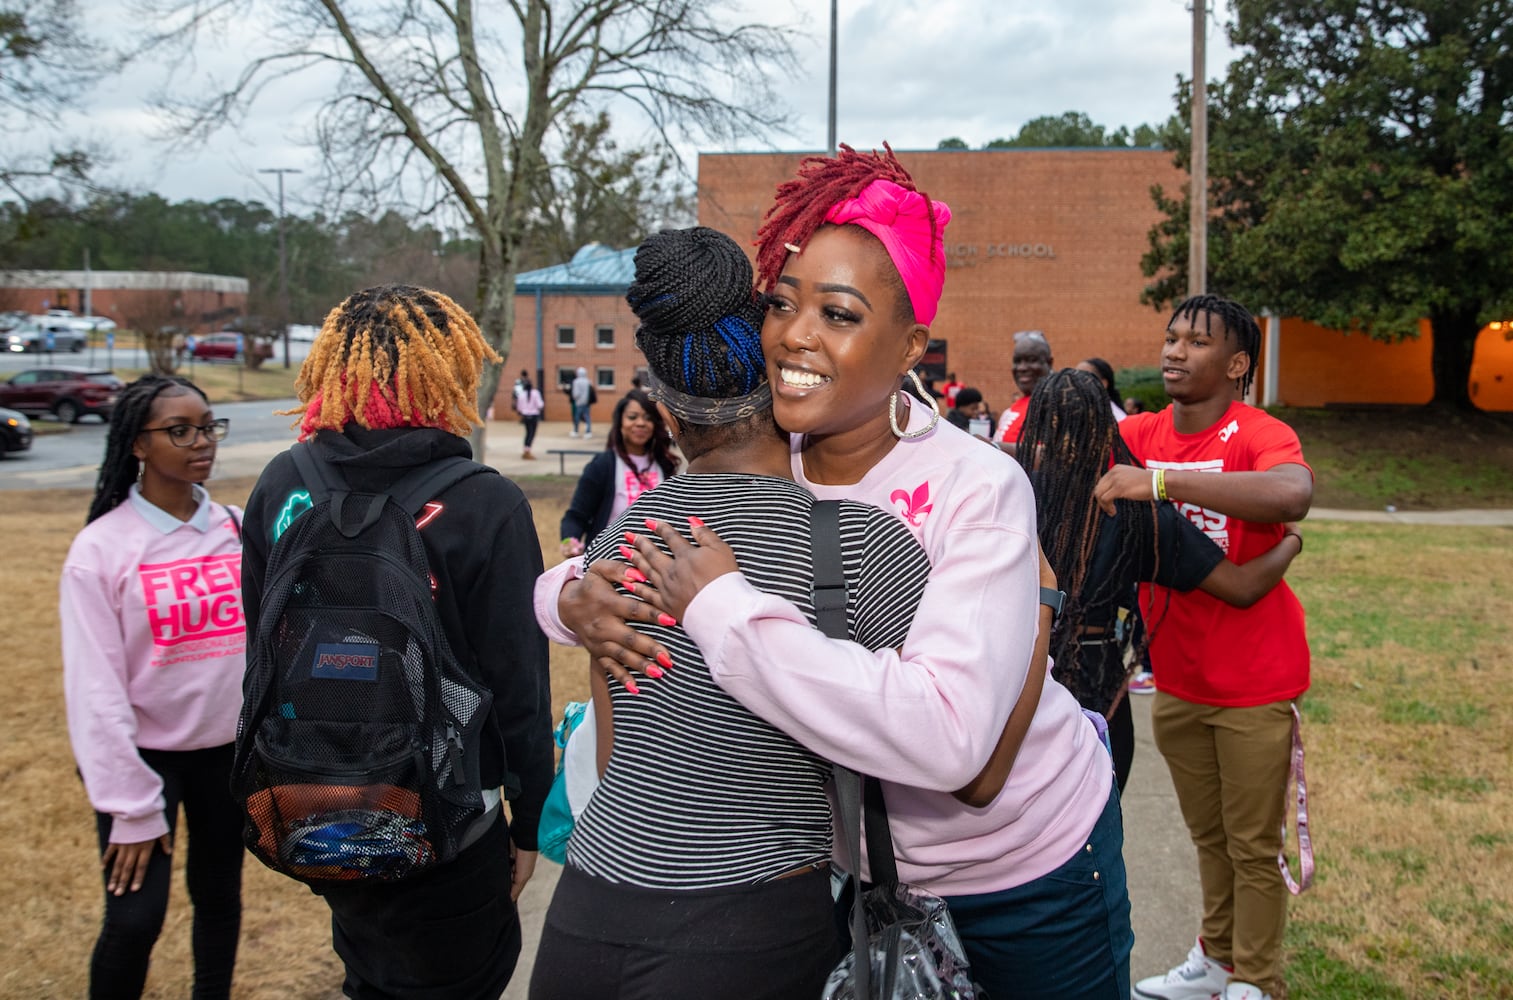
[546, 448, 601, 475]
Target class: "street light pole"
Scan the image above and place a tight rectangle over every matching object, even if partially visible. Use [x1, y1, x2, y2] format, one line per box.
[827, 0, 838, 155]
[259, 167, 301, 369]
[1189, 1, 1208, 297]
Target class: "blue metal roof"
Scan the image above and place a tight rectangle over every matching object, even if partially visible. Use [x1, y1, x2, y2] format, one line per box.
[515, 243, 635, 294]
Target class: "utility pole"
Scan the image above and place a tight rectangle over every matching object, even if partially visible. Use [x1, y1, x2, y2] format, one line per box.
[259, 167, 301, 368]
[827, 0, 838, 155]
[1189, 1, 1208, 297]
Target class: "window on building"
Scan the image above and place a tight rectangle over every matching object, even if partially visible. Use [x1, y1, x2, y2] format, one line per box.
[596, 325, 615, 348]
[556, 325, 576, 348]
[596, 367, 616, 391]
[557, 366, 577, 389]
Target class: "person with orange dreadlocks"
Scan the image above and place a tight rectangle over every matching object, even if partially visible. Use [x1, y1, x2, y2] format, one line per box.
[537, 147, 1133, 998]
[239, 285, 553, 999]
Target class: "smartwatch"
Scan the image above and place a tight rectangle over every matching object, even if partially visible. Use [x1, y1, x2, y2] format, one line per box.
[1039, 587, 1067, 625]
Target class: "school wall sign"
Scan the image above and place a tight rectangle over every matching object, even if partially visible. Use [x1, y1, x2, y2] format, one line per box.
[945, 242, 1058, 266]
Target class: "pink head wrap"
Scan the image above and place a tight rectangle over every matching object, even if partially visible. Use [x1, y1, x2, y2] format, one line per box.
[822, 178, 952, 325]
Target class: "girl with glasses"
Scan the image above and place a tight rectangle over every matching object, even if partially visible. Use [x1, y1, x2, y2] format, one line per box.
[61, 374, 245, 999]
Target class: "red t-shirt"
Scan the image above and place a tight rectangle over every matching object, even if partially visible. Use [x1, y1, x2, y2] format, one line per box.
[995, 397, 1031, 444]
[942, 381, 965, 408]
[1120, 401, 1312, 707]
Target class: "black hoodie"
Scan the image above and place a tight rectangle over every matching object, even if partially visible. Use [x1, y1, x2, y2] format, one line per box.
[241, 426, 553, 851]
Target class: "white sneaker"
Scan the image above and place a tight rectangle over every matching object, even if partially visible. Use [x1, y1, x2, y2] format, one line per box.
[1132, 939, 1232, 999]
[568, 431, 578, 438]
[1223, 983, 1271, 1000]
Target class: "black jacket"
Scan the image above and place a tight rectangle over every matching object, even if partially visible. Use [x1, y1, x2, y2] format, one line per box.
[559, 449, 618, 546]
[241, 426, 553, 851]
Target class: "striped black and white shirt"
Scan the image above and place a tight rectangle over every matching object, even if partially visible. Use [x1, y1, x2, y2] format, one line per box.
[566, 473, 929, 889]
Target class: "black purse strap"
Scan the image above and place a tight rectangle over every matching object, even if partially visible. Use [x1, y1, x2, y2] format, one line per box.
[813, 499, 909, 998]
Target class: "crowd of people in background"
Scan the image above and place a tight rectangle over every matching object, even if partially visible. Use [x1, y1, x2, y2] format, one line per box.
[59, 146, 1311, 1000]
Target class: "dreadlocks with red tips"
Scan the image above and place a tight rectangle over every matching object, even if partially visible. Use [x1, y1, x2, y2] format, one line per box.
[753, 144, 950, 324]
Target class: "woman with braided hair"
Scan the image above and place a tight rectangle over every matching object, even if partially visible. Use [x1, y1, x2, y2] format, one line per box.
[61, 374, 245, 998]
[239, 285, 554, 999]
[539, 146, 1132, 997]
[1017, 368, 1302, 793]
[557, 388, 677, 558]
[528, 226, 931, 1000]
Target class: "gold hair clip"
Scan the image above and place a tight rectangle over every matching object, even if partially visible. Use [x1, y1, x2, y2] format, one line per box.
[784, 242, 802, 254]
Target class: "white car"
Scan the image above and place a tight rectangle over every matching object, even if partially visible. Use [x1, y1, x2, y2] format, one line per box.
[6, 322, 87, 353]
[287, 323, 320, 342]
[38, 310, 116, 333]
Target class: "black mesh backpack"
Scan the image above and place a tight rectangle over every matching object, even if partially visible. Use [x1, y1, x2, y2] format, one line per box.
[232, 442, 497, 885]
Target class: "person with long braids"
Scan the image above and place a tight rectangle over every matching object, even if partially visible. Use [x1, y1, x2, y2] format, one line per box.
[1095, 295, 1313, 1000]
[60, 374, 244, 999]
[558, 388, 678, 558]
[239, 285, 553, 999]
[537, 146, 1131, 998]
[529, 226, 931, 1000]
[1016, 368, 1302, 793]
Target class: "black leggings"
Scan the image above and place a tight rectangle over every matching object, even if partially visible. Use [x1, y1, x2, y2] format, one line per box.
[90, 743, 243, 1000]
[530, 864, 841, 1000]
[523, 415, 540, 448]
[1110, 693, 1135, 794]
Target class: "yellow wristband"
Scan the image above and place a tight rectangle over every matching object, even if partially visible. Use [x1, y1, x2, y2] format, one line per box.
[1154, 468, 1169, 502]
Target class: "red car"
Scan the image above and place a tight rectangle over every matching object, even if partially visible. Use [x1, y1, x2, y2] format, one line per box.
[0, 366, 123, 423]
[190, 332, 272, 362]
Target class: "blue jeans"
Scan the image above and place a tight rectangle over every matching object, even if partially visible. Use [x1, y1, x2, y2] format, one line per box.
[572, 403, 591, 436]
[944, 786, 1132, 999]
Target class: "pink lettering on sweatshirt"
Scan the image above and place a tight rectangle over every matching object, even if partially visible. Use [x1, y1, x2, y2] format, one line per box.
[139, 553, 245, 648]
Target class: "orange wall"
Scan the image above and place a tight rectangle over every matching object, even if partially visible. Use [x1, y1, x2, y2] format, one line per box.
[1275, 319, 1513, 410]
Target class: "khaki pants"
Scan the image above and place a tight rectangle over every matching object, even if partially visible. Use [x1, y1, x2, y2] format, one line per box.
[1153, 692, 1295, 996]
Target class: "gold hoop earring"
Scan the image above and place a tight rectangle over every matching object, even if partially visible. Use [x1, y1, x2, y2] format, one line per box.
[889, 371, 941, 440]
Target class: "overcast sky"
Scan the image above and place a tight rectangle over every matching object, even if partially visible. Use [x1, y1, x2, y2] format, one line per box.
[44, 0, 1239, 212]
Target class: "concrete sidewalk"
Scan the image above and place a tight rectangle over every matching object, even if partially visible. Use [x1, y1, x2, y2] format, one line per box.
[502, 694, 1202, 997]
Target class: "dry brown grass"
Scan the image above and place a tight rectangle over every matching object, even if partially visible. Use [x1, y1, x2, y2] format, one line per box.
[0, 476, 581, 999]
[1280, 522, 1513, 998]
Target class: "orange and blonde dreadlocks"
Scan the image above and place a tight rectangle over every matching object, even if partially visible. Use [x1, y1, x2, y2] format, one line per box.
[289, 285, 501, 439]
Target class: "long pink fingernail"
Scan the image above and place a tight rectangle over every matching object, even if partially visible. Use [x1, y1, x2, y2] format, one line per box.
[625, 679, 641, 695]
[624, 531, 637, 544]
[656, 651, 674, 670]
[624, 581, 636, 594]
[644, 518, 659, 530]
[645, 665, 665, 680]
[618, 544, 636, 560]
[626, 567, 648, 584]
[688, 515, 706, 528]
[657, 613, 677, 627]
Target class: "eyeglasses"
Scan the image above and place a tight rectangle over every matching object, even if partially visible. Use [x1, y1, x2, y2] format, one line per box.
[140, 418, 230, 447]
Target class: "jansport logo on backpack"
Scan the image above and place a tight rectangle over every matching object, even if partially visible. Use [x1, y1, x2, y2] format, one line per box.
[232, 443, 497, 885]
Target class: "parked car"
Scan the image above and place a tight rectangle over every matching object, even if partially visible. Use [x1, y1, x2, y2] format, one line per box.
[42, 309, 116, 332]
[0, 406, 32, 455]
[5, 321, 87, 353]
[287, 323, 320, 342]
[191, 331, 273, 362]
[0, 367, 123, 423]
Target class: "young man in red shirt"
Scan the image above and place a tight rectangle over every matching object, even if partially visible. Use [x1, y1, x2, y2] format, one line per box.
[1095, 294, 1311, 1000]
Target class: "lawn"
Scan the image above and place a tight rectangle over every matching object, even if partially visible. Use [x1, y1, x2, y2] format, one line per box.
[114, 362, 300, 406]
[0, 479, 1508, 997]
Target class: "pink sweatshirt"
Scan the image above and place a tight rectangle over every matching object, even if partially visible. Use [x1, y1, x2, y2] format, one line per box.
[60, 487, 246, 843]
[535, 400, 1111, 895]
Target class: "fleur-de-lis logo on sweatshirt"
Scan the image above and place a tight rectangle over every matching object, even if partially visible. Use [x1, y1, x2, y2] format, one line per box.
[890, 481, 933, 526]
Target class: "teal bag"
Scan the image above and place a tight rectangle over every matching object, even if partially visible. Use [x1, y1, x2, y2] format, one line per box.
[538, 701, 589, 864]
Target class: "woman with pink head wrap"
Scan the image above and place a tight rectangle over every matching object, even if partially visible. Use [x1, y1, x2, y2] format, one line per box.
[543, 145, 1133, 998]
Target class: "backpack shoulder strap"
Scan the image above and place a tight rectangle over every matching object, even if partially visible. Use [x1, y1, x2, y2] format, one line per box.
[388, 456, 495, 517]
[809, 499, 848, 640]
[290, 440, 345, 505]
